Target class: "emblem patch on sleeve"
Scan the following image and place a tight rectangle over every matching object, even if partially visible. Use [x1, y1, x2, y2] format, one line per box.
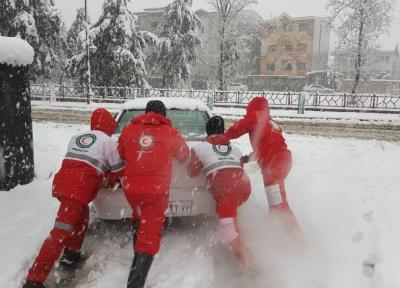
[137, 134, 155, 149]
[76, 134, 97, 148]
[212, 144, 232, 156]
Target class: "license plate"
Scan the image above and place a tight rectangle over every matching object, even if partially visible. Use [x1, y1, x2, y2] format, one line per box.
[167, 201, 193, 216]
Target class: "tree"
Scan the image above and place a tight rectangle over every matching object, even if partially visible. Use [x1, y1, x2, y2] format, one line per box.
[0, 0, 16, 36]
[62, 8, 89, 84]
[1, 0, 63, 79]
[209, 0, 257, 90]
[152, 0, 202, 88]
[66, 8, 90, 58]
[66, 0, 157, 87]
[327, 0, 394, 93]
[52, 20, 69, 83]
[232, 10, 262, 76]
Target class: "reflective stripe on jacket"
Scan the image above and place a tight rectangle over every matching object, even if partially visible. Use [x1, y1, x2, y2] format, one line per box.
[52, 108, 124, 205]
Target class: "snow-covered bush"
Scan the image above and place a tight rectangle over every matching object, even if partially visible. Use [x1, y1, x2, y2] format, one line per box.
[306, 70, 343, 90]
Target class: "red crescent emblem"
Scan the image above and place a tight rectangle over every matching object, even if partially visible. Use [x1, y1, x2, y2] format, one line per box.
[138, 134, 155, 149]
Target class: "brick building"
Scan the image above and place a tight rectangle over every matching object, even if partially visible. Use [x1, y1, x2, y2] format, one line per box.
[260, 13, 330, 76]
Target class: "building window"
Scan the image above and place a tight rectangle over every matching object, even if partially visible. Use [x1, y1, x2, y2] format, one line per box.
[282, 60, 293, 71]
[297, 62, 306, 70]
[282, 23, 293, 32]
[299, 23, 309, 32]
[298, 43, 307, 52]
[267, 45, 276, 53]
[379, 56, 390, 62]
[267, 63, 276, 71]
[283, 43, 293, 52]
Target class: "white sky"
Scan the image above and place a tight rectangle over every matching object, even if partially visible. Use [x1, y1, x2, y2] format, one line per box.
[55, 0, 400, 50]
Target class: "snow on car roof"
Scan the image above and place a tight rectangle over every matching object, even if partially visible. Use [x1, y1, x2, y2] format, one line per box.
[0, 36, 34, 67]
[122, 97, 211, 112]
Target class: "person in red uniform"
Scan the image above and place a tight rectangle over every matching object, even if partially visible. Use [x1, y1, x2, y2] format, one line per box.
[187, 116, 252, 265]
[224, 97, 302, 236]
[117, 100, 190, 288]
[23, 108, 124, 288]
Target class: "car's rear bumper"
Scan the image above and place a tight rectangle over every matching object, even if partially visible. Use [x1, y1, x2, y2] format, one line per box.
[93, 187, 216, 220]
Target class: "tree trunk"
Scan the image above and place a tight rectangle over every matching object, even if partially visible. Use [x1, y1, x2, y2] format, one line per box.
[352, 3, 365, 94]
[162, 65, 167, 88]
[218, 24, 226, 91]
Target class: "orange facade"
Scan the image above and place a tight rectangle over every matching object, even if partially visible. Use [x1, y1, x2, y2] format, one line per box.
[260, 15, 328, 76]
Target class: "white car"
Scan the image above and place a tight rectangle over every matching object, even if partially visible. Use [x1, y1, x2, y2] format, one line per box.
[227, 83, 248, 91]
[93, 97, 216, 220]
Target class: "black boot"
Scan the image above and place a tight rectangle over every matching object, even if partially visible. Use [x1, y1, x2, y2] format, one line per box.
[127, 253, 154, 288]
[22, 280, 46, 288]
[59, 248, 86, 267]
[131, 219, 140, 247]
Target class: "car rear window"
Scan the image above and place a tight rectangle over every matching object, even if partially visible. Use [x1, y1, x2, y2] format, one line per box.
[116, 109, 210, 137]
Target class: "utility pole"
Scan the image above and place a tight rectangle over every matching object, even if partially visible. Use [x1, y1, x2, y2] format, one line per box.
[84, 0, 97, 103]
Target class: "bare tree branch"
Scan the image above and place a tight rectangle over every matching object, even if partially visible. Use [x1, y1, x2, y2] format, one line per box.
[209, 0, 258, 89]
[328, 0, 394, 93]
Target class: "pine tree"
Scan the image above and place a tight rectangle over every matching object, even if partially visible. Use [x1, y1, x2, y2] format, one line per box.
[0, 0, 16, 36]
[152, 0, 202, 88]
[62, 8, 89, 84]
[7, 0, 63, 79]
[66, 8, 90, 58]
[67, 0, 157, 87]
[54, 20, 69, 83]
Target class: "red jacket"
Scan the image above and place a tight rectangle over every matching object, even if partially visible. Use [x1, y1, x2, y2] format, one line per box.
[52, 108, 124, 205]
[118, 112, 190, 195]
[187, 134, 244, 177]
[187, 135, 250, 213]
[225, 97, 291, 169]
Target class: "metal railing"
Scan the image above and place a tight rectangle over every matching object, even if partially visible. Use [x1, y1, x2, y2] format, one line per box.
[30, 83, 400, 113]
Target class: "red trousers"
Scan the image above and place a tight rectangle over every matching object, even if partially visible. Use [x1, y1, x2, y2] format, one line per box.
[27, 198, 89, 283]
[207, 169, 251, 219]
[125, 192, 168, 256]
[261, 153, 304, 237]
[260, 152, 292, 209]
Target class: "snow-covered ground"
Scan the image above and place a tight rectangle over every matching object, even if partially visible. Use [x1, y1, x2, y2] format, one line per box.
[31, 101, 122, 114]
[1, 122, 400, 287]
